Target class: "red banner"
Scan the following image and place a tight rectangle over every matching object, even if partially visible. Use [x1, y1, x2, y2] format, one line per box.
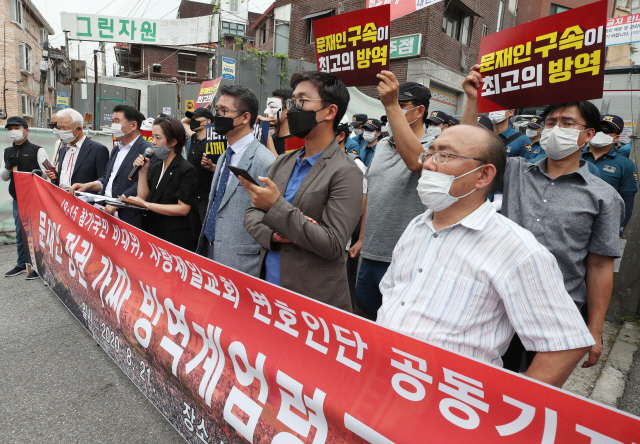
[195, 77, 222, 109]
[366, 0, 443, 22]
[477, 0, 606, 113]
[314, 6, 390, 87]
[15, 173, 640, 444]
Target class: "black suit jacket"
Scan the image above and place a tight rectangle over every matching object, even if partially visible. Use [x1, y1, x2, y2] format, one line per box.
[96, 136, 154, 227]
[141, 154, 197, 251]
[56, 137, 110, 187]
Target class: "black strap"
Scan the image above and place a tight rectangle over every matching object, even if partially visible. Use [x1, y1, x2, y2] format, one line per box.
[504, 132, 524, 146]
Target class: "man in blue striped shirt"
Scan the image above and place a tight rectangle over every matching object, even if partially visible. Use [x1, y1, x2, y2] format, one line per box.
[377, 124, 594, 387]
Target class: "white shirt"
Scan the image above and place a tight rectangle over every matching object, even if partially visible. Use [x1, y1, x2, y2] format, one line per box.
[214, 132, 254, 193]
[377, 200, 594, 367]
[59, 136, 87, 190]
[101, 135, 139, 197]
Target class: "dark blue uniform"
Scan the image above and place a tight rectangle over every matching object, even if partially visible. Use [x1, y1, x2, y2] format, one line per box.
[523, 141, 545, 162]
[500, 126, 532, 158]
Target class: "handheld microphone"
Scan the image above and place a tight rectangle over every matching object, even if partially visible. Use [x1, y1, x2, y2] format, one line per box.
[128, 147, 154, 180]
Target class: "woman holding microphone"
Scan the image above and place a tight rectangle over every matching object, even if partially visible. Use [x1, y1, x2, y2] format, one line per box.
[128, 116, 198, 251]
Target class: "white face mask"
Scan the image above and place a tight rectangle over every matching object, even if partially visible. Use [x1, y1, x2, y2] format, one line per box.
[590, 131, 615, 148]
[362, 130, 377, 142]
[54, 127, 79, 144]
[526, 128, 539, 138]
[8, 130, 25, 142]
[269, 128, 276, 136]
[417, 165, 484, 212]
[540, 126, 586, 160]
[353, 128, 363, 136]
[427, 125, 442, 137]
[381, 125, 388, 133]
[489, 111, 508, 124]
[401, 106, 420, 125]
[111, 122, 133, 139]
[264, 97, 282, 118]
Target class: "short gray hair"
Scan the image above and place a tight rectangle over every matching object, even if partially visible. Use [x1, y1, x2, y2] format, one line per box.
[56, 108, 84, 126]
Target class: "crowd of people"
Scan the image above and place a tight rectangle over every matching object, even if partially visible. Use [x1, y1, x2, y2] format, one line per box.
[3, 65, 636, 387]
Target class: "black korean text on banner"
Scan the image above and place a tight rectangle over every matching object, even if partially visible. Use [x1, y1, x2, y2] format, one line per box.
[14, 172, 640, 444]
[477, 0, 606, 113]
[313, 5, 391, 87]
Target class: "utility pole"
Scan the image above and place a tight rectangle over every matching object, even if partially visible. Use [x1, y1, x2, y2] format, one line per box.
[38, 44, 49, 128]
[94, 49, 99, 130]
[100, 42, 106, 76]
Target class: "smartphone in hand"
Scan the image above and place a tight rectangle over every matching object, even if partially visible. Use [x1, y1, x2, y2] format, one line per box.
[227, 165, 260, 186]
[42, 159, 56, 173]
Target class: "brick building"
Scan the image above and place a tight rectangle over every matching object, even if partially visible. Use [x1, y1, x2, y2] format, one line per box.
[250, 3, 278, 53]
[0, 0, 56, 127]
[272, 0, 520, 114]
[516, 0, 616, 26]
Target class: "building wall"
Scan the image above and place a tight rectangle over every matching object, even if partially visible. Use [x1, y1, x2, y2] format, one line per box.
[254, 13, 276, 52]
[142, 46, 211, 79]
[0, 0, 56, 127]
[516, 0, 617, 26]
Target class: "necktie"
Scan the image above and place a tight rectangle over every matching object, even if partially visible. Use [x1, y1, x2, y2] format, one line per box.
[204, 148, 233, 243]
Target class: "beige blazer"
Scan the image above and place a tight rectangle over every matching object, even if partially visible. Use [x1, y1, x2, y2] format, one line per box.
[244, 140, 363, 312]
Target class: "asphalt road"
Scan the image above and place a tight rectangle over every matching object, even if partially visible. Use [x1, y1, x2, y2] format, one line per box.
[0, 244, 185, 444]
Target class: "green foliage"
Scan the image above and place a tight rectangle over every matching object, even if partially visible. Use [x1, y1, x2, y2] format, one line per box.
[234, 37, 245, 50]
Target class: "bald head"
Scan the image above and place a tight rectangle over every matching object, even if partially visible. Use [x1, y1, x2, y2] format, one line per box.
[434, 125, 506, 194]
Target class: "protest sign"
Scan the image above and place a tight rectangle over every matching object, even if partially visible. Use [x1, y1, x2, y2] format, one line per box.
[195, 77, 222, 109]
[15, 172, 640, 444]
[205, 123, 227, 164]
[314, 5, 390, 87]
[477, 0, 606, 113]
[61, 12, 219, 45]
[252, 120, 271, 146]
[367, 0, 443, 22]
[606, 12, 640, 46]
[140, 128, 153, 144]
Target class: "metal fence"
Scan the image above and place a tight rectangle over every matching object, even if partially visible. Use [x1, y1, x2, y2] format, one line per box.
[68, 83, 141, 130]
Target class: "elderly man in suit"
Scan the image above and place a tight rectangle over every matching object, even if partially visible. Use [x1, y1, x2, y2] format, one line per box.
[196, 85, 275, 277]
[241, 71, 363, 312]
[68, 105, 154, 227]
[46, 108, 109, 190]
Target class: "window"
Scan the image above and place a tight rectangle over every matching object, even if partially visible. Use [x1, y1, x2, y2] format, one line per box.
[48, 65, 56, 88]
[221, 21, 246, 36]
[10, 0, 23, 25]
[40, 28, 48, 48]
[442, 3, 473, 45]
[550, 4, 571, 14]
[177, 52, 197, 73]
[305, 10, 334, 45]
[508, 0, 517, 14]
[617, 0, 639, 8]
[496, 0, 504, 32]
[229, 0, 238, 12]
[482, 24, 489, 37]
[19, 43, 31, 72]
[260, 27, 266, 45]
[21, 95, 33, 117]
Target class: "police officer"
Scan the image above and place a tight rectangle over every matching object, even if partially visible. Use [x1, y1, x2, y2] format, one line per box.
[1, 116, 51, 279]
[488, 109, 532, 157]
[448, 116, 460, 127]
[425, 111, 451, 142]
[477, 115, 494, 132]
[359, 119, 381, 167]
[349, 113, 368, 153]
[523, 116, 546, 162]
[582, 114, 638, 237]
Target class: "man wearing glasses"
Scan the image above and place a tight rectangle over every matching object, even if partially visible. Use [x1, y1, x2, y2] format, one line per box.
[195, 85, 275, 277]
[460, 65, 624, 373]
[377, 124, 595, 387]
[241, 71, 363, 312]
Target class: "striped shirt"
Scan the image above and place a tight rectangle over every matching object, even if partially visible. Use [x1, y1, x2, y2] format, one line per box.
[377, 200, 594, 367]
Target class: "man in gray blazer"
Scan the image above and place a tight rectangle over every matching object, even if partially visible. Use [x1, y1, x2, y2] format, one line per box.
[196, 86, 275, 277]
[241, 72, 363, 312]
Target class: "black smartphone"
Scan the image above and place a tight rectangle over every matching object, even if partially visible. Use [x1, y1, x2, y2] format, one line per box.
[227, 165, 260, 186]
[42, 159, 56, 172]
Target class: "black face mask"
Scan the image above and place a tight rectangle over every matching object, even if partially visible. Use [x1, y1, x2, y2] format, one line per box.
[287, 105, 329, 139]
[213, 115, 240, 136]
[190, 119, 203, 131]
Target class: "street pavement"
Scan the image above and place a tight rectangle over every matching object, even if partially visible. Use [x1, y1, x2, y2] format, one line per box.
[0, 244, 185, 444]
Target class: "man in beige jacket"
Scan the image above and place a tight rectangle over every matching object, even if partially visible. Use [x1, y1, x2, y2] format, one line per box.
[240, 71, 363, 312]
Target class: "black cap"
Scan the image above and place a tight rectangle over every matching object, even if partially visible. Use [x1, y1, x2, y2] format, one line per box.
[426, 111, 450, 125]
[363, 119, 381, 131]
[398, 82, 431, 108]
[448, 116, 460, 126]
[185, 107, 214, 121]
[5, 116, 28, 129]
[600, 114, 624, 134]
[526, 116, 543, 129]
[350, 114, 368, 127]
[477, 115, 493, 132]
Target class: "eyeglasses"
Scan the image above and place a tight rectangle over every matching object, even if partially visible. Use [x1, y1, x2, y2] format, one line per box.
[47, 122, 58, 129]
[214, 108, 246, 117]
[419, 151, 485, 165]
[285, 97, 330, 111]
[542, 119, 588, 130]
